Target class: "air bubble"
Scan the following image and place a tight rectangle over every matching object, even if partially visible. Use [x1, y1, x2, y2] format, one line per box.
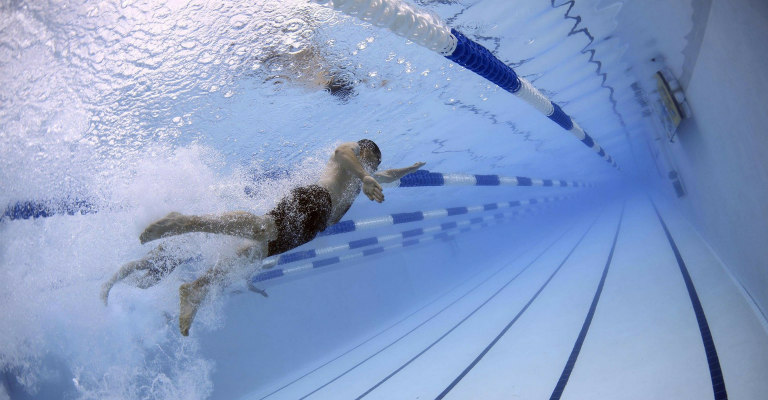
[230, 14, 249, 29]
[198, 52, 214, 64]
[283, 18, 307, 33]
[310, 6, 336, 24]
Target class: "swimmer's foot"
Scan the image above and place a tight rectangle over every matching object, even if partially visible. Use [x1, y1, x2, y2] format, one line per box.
[179, 281, 208, 336]
[248, 282, 269, 298]
[140, 212, 187, 244]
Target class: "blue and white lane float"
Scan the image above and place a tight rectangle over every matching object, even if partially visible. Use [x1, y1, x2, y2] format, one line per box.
[1, 198, 96, 222]
[385, 170, 590, 188]
[260, 202, 550, 270]
[317, 194, 571, 237]
[252, 207, 535, 284]
[312, 0, 619, 169]
[1, 172, 586, 222]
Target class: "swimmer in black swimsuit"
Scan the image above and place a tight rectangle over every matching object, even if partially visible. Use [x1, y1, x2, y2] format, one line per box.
[101, 139, 425, 336]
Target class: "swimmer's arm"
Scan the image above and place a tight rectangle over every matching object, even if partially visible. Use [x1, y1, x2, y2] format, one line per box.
[334, 142, 369, 179]
[334, 142, 384, 202]
[374, 162, 426, 184]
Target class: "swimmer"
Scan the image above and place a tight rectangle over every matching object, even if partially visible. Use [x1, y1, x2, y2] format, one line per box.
[102, 139, 425, 336]
[262, 46, 382, 101]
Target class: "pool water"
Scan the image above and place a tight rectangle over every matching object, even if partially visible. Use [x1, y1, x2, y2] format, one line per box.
[1, 0, 766, 399]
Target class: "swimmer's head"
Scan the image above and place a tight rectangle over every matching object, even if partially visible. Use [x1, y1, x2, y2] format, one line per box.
[326, 75, 356, 101]
[358, 139, 381, 171]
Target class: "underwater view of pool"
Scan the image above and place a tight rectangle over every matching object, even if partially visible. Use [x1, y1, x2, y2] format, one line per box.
[2, 0, 767, 399]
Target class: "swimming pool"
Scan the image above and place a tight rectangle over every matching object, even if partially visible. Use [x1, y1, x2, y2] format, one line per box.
[2, 0, 767, 399]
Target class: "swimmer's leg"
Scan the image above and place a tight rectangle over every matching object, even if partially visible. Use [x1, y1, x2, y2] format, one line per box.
[179, 241, 267, 336]
[140, 212, 277, 244]
[101, 244, 182, 305]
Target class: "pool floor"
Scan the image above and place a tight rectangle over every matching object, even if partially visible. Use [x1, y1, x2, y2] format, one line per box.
[245, 195, 768, 400]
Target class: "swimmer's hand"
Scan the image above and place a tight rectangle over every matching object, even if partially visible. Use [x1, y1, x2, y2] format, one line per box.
[406, 162, 426, 174]
[363, 175, 384, 203]
[373, 162, 427, 184]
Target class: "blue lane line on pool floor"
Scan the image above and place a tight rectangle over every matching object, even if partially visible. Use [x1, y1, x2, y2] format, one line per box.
[258, 266, 486, 400]
[652, 202, 728, 400]
[298, 220, 584, 400]
[432, 210, 608, 400]
[354, 213, 603, 399]
[549, 203, 624, 399]
[358, 222, 594, 399]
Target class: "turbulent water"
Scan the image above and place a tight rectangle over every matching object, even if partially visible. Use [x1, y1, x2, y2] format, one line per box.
[0, 0, 653, 398]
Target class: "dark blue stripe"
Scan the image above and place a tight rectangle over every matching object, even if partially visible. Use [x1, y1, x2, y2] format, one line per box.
[445, 29, 522, 93]
[401, 228, 424, 239]
[252, 268, 284, 282]
[261, 264, 501, 400]
[397, 170, 445, 187]
[441, 222, 458, 230]
[510, 200, 521, 207]
[377, 215, 600, 400]
[392, 212, 424, 224]
[402, 239, 420, 247]
[581, 133, 595, 148]
[349, 237, 378, 249]
[474, 175, 500, 186]
[516, 177, 532, 186]
[2, 199, 97, 222]
[652, 202, 728, 400]
[318, 220, 355, 236]
[548, 103, 574, 130]
[277, 249, 317, 265]
[559, 180, 568, 186]
[543, 179, 553, 186]
[447, 21, 617, 169]
[363, 247, 384, 257]
[483, 203, 498, 211]
[313, 257, 340, 269]
[529, 198, 538, 204]
[550, 206, 624, 399]
[598, 148, 606, 157]
[447, 207, 468, 216]
[299, 224, 577, 400]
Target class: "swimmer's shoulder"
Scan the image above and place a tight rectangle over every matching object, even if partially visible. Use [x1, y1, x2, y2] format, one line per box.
[334, 141, 360, 157]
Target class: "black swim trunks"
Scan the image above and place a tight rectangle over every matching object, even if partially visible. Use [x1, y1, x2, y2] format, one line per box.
[266, 185, 333, 256]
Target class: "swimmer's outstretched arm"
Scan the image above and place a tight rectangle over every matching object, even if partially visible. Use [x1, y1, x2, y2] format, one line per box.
[374, 162, 426, 184]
